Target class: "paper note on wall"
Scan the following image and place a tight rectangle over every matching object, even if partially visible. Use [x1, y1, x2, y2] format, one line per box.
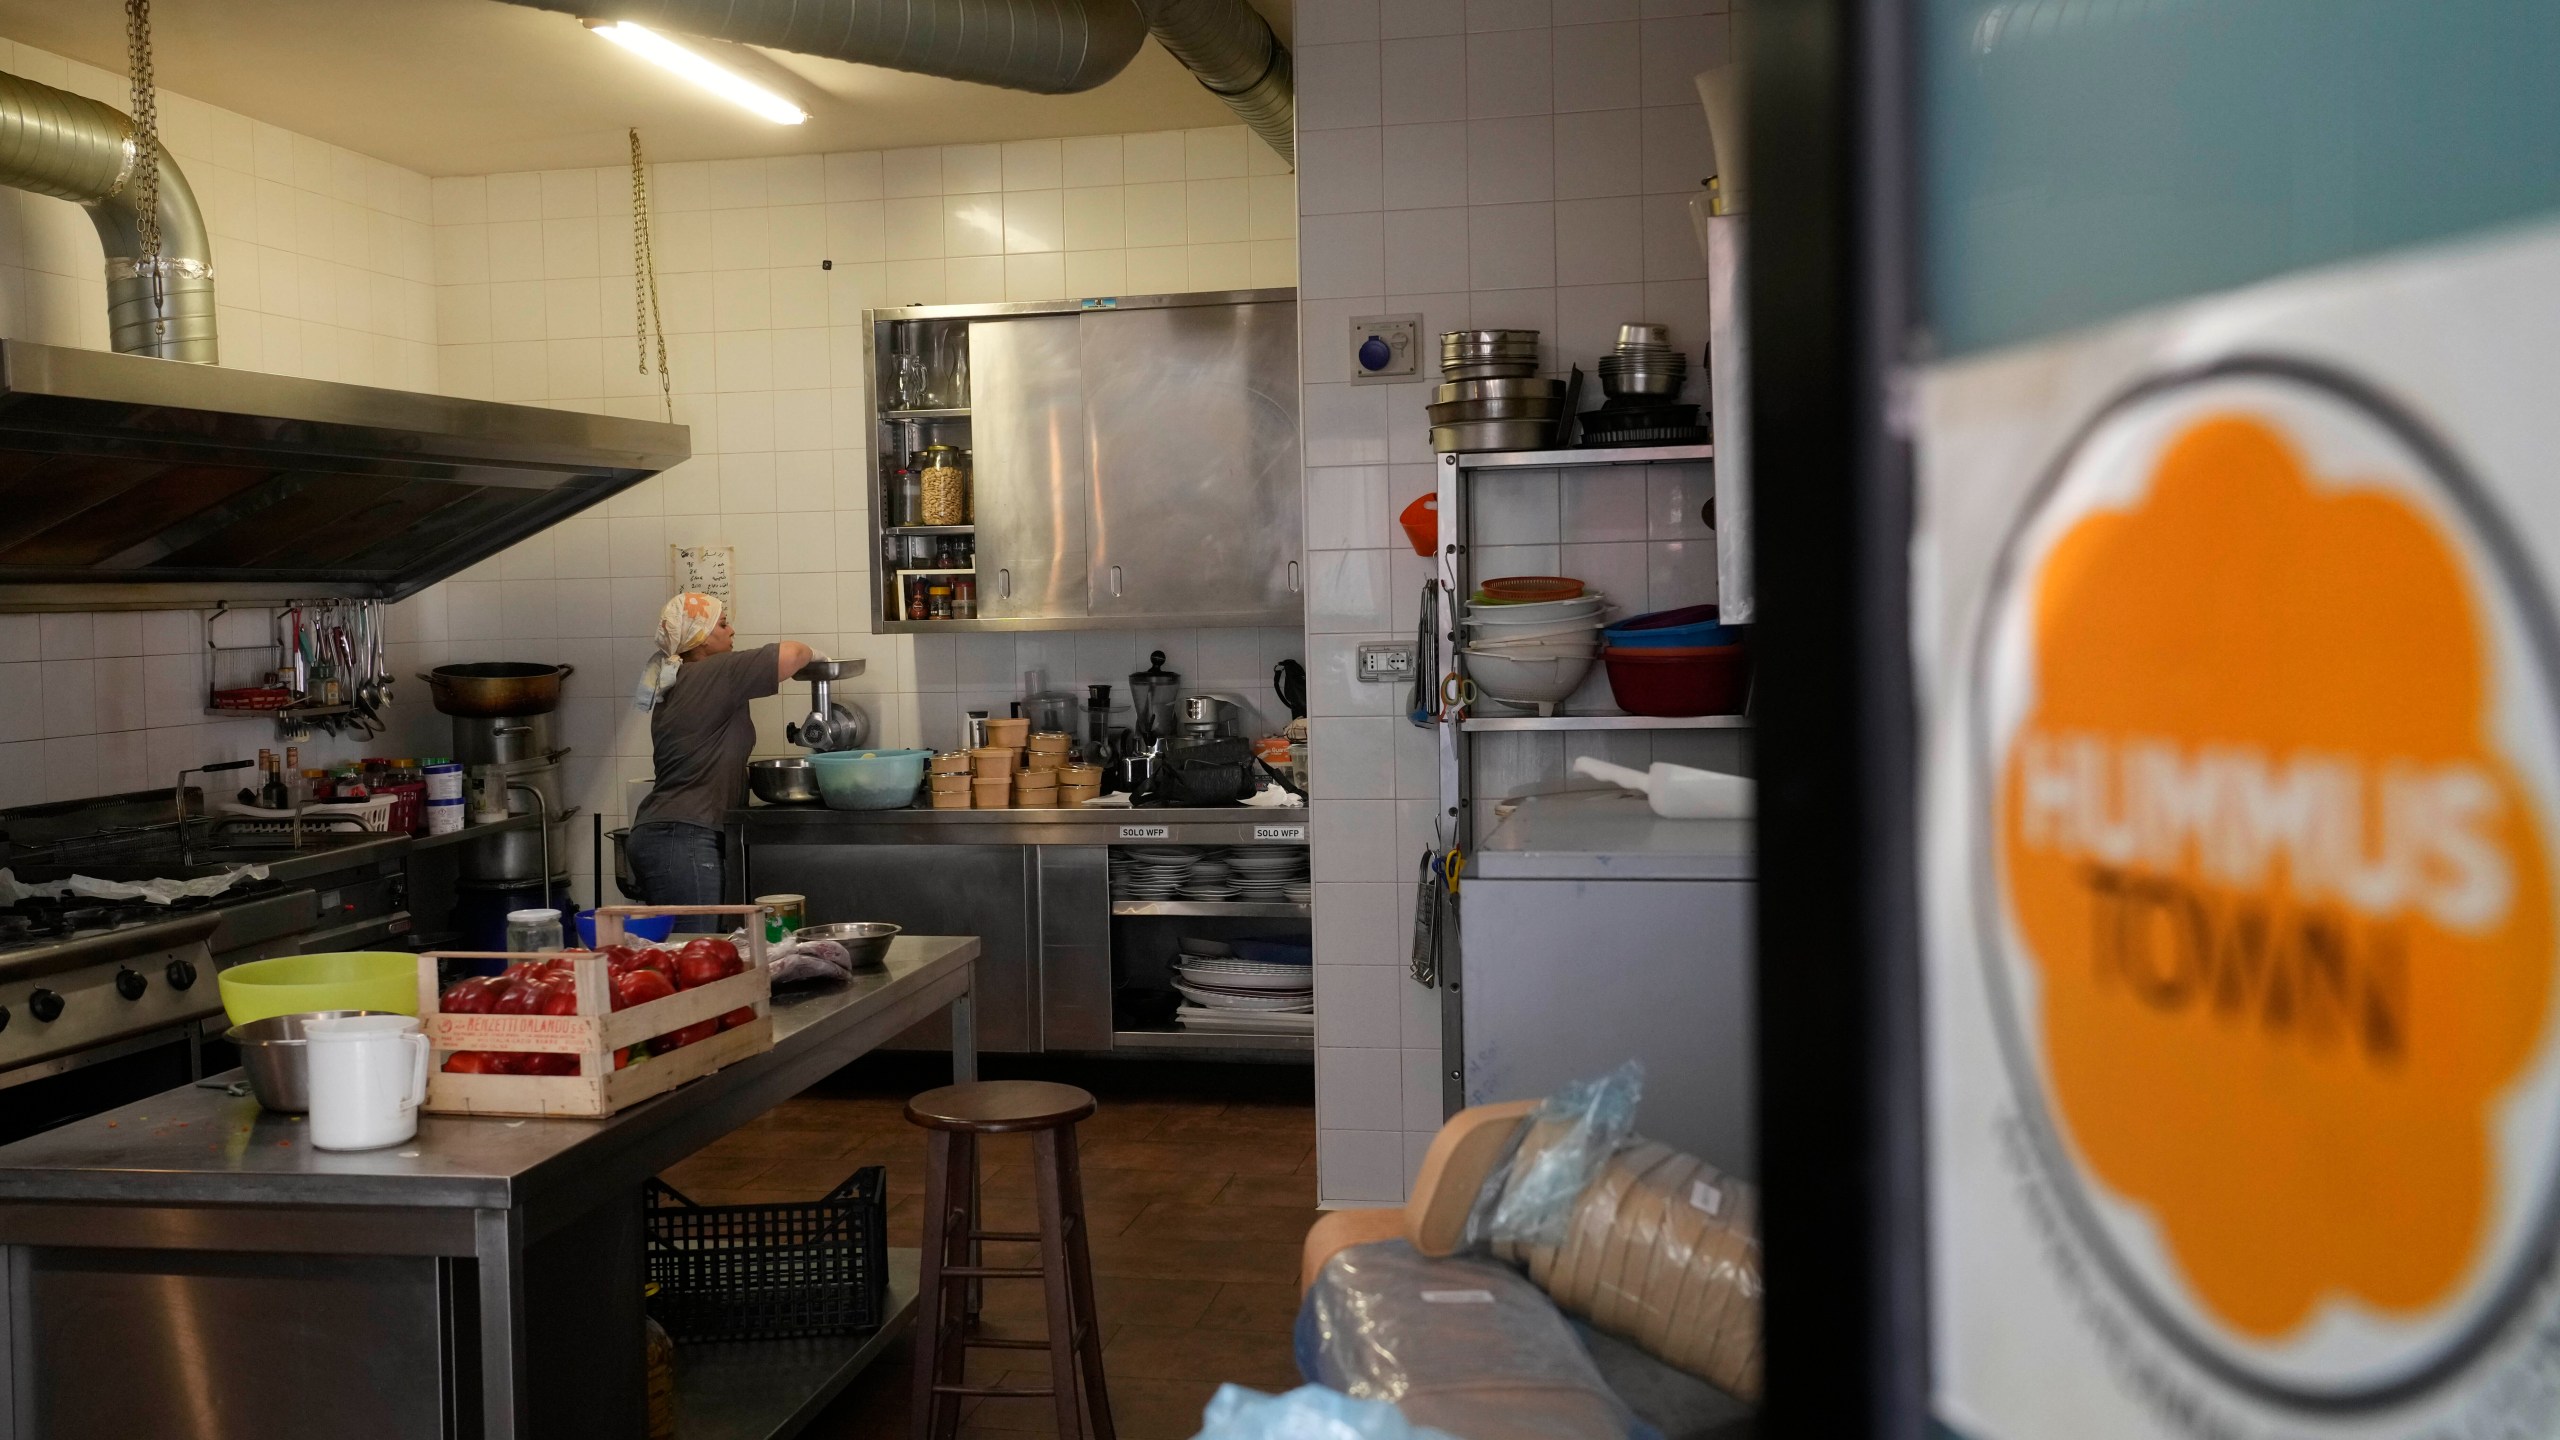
[671, 544, 736, 626]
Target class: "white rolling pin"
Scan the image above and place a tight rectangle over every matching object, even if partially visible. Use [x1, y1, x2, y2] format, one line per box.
[1571, 756, 1755, 820]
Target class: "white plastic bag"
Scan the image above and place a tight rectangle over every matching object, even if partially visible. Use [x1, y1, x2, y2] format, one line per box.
[1193, 1383, 1461, 1440]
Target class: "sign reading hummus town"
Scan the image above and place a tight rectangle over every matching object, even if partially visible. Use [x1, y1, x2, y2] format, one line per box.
[1970, 358, 2560, 1407]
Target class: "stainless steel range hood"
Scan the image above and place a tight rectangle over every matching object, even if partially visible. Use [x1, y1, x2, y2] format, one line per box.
[0, 340, 689, 612]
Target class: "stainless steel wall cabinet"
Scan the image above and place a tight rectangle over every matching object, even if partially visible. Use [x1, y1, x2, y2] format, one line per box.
[866, 290, 1303, 633]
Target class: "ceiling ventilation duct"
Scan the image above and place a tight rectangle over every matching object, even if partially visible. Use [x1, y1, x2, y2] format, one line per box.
[502, 0, 1294, 162]
[1136, 0, 1291, 165]
[0, 70, 215, 362]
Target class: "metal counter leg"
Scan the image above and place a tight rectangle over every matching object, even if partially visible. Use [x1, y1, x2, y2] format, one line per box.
[950, 991, 978, 1084]
[475, 1208, 530, 1439]
[947, 986, 984, 1326]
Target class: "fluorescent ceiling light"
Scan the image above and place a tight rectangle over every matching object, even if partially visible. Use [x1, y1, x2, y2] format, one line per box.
[587, 21, 809, 125]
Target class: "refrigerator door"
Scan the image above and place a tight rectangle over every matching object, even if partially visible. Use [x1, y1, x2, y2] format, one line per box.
[1461, 873, 1756, 1179]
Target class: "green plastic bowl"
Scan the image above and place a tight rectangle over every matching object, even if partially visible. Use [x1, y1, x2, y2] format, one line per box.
[808, 748, 934, 810]
[219, 952, 420, 1027]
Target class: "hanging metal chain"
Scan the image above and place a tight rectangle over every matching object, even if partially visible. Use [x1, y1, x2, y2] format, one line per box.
[629, 128, 673, 421]
[124, 0, 165, 324]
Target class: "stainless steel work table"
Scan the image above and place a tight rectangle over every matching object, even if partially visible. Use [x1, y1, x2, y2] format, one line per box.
[728, 805, 1313, 1059]
[0, 934, 980, 1440]
[728, 801, 1311, 846]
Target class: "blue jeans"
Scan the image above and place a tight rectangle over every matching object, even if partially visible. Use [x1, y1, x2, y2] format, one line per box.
[626, 821, 725, 933]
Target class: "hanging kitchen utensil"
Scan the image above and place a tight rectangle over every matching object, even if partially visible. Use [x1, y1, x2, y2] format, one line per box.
[1273, 657, 1306, 721]
[1409, 838, 1464, 989]
[1410, 580, 1441, 727]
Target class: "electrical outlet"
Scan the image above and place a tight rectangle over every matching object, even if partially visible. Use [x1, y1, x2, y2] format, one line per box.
[1350, 313, 1422, 384]
[1357, 642, 1416, 681]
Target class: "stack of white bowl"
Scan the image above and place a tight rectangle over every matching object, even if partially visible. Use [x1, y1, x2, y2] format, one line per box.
[1461, 593, 1610, 713]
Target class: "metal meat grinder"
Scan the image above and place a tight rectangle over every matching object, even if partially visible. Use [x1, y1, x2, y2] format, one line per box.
[785, 659, 870, 752]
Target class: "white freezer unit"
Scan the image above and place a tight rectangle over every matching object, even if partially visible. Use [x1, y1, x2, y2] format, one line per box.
[1460, 790, 1755, 1179]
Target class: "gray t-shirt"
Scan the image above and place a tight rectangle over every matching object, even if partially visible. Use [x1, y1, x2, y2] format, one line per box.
[635, 643, 780, 830]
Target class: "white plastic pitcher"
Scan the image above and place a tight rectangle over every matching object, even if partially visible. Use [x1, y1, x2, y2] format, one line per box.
[304, 1014, 430, 1151]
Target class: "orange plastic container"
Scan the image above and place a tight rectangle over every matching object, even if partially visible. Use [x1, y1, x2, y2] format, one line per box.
[1398, 493, 1439, 556]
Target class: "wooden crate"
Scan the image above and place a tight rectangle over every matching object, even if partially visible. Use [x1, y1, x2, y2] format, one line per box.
[417, 905, 775, 1119]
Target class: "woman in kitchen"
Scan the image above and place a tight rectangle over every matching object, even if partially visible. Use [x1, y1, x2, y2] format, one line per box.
[626, 591, 814, 929]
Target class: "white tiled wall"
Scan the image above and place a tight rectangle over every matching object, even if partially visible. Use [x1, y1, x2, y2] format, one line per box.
[414, 127, 1300, 904]
[1292, 0, 1738, 1205]
[0, 38, 439, 811]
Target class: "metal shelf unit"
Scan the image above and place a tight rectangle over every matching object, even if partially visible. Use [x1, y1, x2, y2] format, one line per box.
[1110, 1025, 1312, 1057]
[1429, 441, 1733, 1113]
[1460, 713, 1750, 732]
[1109, 900, 1310, 918]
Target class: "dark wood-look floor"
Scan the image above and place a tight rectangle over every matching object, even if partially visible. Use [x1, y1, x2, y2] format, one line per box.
[659, 1057, 1317, 1440]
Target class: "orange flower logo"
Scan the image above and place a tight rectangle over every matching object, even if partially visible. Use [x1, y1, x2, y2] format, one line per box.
[1977, 363, 2560, 1402]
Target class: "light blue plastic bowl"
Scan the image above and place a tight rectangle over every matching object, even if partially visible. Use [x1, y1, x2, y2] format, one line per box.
[807, 749, 934, 810]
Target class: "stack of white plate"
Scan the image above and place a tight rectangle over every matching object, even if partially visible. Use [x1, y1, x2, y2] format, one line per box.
[1172, 953, 1312, 1016]
[1178, 857, 1238, 900]
[1110, 846, 1201, 899]
[1227, 847, 1311, 901]
[1462, 593, 1609, 711]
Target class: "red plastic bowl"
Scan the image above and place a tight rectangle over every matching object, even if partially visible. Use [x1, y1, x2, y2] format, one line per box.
[1601, 643, 1749, 717]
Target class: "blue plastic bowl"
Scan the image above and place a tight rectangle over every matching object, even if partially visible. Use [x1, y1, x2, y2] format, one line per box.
[575, 909, 678, 948]
[1605, 622, 1733, 650]
[1604, 604, 1735, 650]
[808, 748, 934, 810]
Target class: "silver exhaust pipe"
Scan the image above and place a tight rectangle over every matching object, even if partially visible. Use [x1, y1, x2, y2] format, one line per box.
[0, 70, 215, 363]
[499, 0, 1294, 163]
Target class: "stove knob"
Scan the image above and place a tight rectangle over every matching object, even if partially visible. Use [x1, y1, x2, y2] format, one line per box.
[116, 967, 148, 1001]
[166, 958, 200, 991]
[27, 989, 61, 1023]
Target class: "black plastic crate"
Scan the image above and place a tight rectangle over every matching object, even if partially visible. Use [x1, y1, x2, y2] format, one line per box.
[644, 1165, 888, 1341]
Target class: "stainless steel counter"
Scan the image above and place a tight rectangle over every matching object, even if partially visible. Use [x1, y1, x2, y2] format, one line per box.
[0, 935, 980, 1439]
[729, 806, 1312, 1059]
[730, 802, 1309, 847]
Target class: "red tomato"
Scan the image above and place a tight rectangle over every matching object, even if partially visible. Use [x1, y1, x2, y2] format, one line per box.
[675, 948, 731, 991]
[442, 1051, 499, 1073]
[660, 1018, 720, 1050]
[718, 1007, 756, 1031]
[612, 968, 677, 1012]
[440, 977, 500, 1014]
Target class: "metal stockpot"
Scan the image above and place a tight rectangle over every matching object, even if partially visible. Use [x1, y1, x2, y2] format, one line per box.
[418, 662, 573, 717]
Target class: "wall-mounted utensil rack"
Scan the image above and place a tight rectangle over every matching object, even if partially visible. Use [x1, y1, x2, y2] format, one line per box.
[202, 597, 394, 740]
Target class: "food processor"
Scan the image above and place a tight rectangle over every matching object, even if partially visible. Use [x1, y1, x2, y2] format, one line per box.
[784, 659, 869, 753]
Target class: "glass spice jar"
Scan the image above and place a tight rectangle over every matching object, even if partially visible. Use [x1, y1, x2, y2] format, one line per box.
[918, 444, 968, 526]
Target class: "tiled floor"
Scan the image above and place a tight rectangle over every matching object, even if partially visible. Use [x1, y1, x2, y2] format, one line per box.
[660, 1057, 1317, 1440]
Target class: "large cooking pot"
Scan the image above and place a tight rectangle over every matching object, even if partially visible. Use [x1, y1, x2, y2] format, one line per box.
[419, 662, 573, 717]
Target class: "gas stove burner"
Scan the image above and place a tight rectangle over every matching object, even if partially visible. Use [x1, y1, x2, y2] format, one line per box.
[0, 895, 165, 944]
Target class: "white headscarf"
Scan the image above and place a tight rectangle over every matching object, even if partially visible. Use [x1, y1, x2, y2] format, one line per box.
[634, 591, 724, 710]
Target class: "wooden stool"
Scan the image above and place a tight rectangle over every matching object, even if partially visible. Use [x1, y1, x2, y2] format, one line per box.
[907, 1080, 1114, 1440]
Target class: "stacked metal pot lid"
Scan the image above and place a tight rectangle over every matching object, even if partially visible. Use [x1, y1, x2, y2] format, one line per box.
[1581, 322, 1712, 447]
[1429, 329, 1563, 454]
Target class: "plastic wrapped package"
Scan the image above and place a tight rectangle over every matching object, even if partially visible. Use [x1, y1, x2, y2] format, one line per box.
[1193, 1382, 1463, 1440]
[1493, 1140, 1761, 1402]
[1479, 1062, 1645, 1248]
[1299, 1240, 1644, 1440]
